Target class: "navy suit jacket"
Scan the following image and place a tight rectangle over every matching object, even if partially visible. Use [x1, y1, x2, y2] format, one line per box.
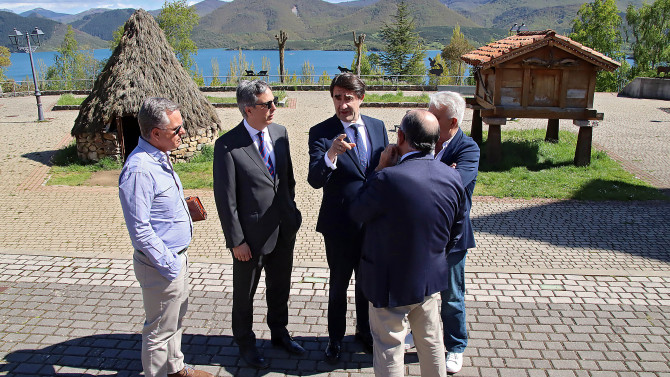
[439, 128, 479, 252]
[307, 114, 388, 238]
[350, 153, 466, 308]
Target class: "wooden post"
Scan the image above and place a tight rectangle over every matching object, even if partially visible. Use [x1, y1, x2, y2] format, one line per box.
[483, 117, 506, 165]
[545, 118, 559, 143]
[471, 108, 483, 145]
[275, 30, 288, 83]
[353, 31, 366, 76]
[574, 120, 597, 166]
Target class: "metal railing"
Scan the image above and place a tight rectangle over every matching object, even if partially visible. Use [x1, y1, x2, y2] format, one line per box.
[1, 75, 476, 96]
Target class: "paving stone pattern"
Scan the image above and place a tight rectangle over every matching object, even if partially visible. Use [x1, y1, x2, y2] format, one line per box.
[0, 92, 669, 376]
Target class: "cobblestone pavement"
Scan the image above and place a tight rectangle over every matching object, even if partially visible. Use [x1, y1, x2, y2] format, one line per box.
[0, 92, 669, 376]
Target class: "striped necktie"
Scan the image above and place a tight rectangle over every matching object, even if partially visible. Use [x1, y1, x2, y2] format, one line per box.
[350, 124, 368, 168]
[257, 131, 275, 178]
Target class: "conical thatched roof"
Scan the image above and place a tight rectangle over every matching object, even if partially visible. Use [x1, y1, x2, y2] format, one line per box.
[72, 9, 221, 137]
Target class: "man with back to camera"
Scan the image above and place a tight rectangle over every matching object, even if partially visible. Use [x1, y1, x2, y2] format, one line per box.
[213, 80, 304, 370]
[307, 72, 389, 363]
[429, 91, 480, 374]
[350, 109, 466, 377]
[119, 97, 214, 377]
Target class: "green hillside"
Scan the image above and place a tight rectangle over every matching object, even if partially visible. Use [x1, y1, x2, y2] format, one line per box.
[69, 9, 135, 40]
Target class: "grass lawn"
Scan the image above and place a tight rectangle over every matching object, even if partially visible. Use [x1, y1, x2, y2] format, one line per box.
[48, 142, 123, 186]
[474, 129, 666, 201]
[365, 91, 429, 103]
[46, 129, 666, 200]
[56, 94, 86, 106]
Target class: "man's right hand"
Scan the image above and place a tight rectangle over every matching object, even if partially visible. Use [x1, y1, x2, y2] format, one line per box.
[232, 242, 252, 262]
[375, 144, 399, 171]
[327, 134, 355, 162]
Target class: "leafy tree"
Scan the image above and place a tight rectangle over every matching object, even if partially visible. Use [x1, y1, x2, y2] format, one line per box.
[109, 25, 124, 51]
[44, 25, 100, 90]
[210, 58, 222, 86]
[441, 24, 473, 85]
[626, 0, 670, 76]
[301, 61, 315, 84]
[570, 0, 627, 91]
[378, 1, 427, 84]
[0, 46, 10, 82]
[350, 44, 383, 78]
[428, 53, 451, 85]
[157, 0, 199, 73]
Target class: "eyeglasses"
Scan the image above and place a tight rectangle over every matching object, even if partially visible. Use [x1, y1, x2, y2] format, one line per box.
[253, 97, 278, 109]
[163, 125, 182, 135]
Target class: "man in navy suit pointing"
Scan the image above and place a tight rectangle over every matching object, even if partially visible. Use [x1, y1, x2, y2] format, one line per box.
[308, 73, 389, 362]
[350, 110, 466, 377]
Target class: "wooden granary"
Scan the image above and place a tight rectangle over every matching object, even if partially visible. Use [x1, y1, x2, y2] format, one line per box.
[461, 30, 620, 166]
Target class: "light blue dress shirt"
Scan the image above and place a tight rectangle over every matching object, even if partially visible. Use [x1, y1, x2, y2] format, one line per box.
[119, 137, 193, 281]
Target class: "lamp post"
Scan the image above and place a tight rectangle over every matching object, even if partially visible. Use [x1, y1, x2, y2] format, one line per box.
[8, 27, 45, 121]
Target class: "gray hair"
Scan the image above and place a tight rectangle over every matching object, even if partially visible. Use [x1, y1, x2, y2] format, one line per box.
[236, 80, 271, 118]
[399, 110, 440, 154]
[137, 97, 181, 138]
[429, 91, 466, 127]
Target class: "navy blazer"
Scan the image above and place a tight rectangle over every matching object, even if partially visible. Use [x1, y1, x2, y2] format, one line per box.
[350, 153, 466, 308]
[439, 128, 480, 252]
[213, 121, 301, 256]
[307, 114, 388, 238]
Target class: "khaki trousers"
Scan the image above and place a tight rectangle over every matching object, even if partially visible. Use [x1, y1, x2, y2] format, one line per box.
[369, 293, 446, 377]
[134, 251, 188, 377]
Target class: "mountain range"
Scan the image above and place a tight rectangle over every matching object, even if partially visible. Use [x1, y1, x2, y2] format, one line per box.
[2, 0, 645, 52]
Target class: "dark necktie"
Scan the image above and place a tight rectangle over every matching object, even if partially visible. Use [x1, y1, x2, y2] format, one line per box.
[350, 124, 368, 168]
[257, 131, 275, 178]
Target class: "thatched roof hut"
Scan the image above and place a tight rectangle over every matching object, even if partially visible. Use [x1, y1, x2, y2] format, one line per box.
[71, 9, 221, 162]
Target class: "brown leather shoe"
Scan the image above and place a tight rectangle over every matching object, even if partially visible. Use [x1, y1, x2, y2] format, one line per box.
[167, 364, 215, 377]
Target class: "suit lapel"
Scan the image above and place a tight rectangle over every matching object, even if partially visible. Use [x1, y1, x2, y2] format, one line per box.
[441, 128, 463, 164]
[267, 123, 282, 182]
[238, 122, 274, 182]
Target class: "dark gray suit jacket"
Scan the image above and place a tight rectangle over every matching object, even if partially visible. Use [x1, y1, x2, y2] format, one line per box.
[213, 121, 301, 256]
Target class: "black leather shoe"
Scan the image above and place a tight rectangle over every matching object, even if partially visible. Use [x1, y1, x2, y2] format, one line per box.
[239, 345, 269, 369]
[355, 332, 374, 353]
[271, 334, 306, 355]
[324, 340, 342, 364]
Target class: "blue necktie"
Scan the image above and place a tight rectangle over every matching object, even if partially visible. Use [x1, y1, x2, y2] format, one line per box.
[350, 125, 368, 168]
[257, 131, 275, 178]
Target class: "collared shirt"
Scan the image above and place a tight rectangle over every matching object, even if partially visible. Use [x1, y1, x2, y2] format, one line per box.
[434, 132, 457, 161]
[119, 137, 192, 281]
[243, 119, 275, 165]
[324, 116, 369, 169]
[399, 150, 421, 162]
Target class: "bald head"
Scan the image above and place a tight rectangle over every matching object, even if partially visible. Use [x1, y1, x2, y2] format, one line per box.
[399, 109, 440, 154]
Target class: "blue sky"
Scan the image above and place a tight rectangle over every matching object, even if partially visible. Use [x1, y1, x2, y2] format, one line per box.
[1, 0, 354, 15]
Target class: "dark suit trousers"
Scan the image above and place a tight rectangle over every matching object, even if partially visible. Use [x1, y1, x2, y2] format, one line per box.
[232, 231, 295, 347]
[325, 234, 370, 341]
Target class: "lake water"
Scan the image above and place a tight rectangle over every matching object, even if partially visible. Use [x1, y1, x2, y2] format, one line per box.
[5, 48, 445, 84]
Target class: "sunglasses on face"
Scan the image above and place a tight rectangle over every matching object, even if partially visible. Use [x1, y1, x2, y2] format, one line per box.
[163, 125, 182, 135]
[253, 97, 279, 109]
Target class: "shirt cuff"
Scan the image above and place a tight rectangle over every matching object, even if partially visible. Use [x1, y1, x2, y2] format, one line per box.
[324, 153, 337, 170]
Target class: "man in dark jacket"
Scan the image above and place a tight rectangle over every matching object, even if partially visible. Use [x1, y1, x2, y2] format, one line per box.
[308, 73, 389, 362]
[350, 110, 466, 377]
[429, 91, 480, 374]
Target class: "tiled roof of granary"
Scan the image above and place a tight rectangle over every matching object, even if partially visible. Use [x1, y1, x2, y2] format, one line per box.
[460, 30, 620, 71]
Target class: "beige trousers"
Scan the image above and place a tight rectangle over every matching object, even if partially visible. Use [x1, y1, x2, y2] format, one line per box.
[369, 293, 446, 377]
[133, 251, 188, 377]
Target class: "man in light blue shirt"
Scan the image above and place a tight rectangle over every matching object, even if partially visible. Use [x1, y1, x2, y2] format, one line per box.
[119, 97, 212, 377]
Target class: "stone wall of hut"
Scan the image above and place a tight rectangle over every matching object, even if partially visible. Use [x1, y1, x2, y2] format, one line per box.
[75, 127, 216, 163]
[76, 132, 121, 162]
